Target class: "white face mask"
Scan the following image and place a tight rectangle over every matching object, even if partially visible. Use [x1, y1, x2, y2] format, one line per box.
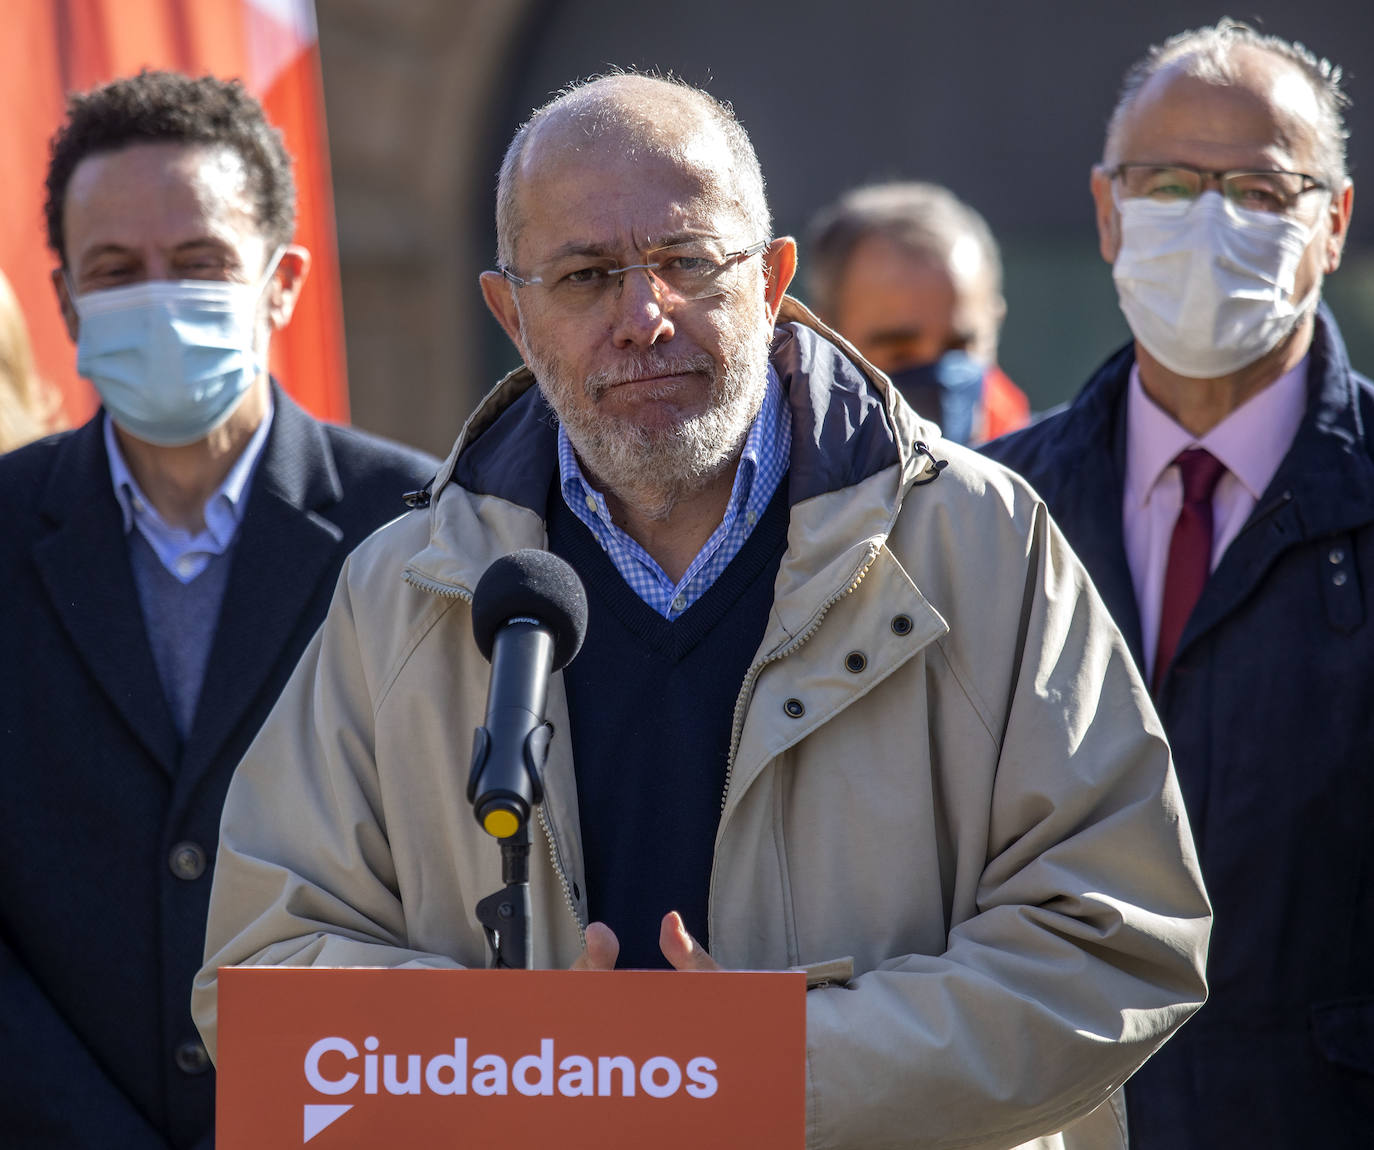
[72, 249, 283, 446]
[1112, 190, 1321, 379]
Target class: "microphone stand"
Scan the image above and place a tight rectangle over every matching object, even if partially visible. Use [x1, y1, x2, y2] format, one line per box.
[467, 651, 552, 969]
[475, 823, 533, 970]
[466, 548, 589, 971]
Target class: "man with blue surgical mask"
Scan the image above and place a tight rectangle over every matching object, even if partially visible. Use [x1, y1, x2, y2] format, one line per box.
[805, 181, 1030, 445]
[0, 71, 436, 1148]
[985, 20, 1371, 1148]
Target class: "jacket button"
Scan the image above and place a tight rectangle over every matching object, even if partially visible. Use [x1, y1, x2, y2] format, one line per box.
[169, 841, 207, 881]
[890, 614, 913, 636]
[1333, 570, 1349, 587]
[174, 1039, 211, 1076]
[844, 651, 867, 673]
[1329, 547, 1345, 564]
[783, 698, 806, 718]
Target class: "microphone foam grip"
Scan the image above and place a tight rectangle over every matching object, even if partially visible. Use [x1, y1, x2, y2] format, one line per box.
[470, 549, 589, 671]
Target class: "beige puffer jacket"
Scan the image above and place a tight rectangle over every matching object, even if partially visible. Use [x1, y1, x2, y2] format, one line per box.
[196, 300, 1210, 1149]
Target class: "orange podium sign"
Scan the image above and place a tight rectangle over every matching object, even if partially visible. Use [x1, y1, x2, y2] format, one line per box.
[218, 967, 806, 1148]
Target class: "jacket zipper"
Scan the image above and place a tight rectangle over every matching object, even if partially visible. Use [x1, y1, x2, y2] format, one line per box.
[717, 540, 882, 817]
[402, 570, 470, 600]
[536, 804, 587, 947]
[402, 569, 587, 950]
[713, 438, 938, 818]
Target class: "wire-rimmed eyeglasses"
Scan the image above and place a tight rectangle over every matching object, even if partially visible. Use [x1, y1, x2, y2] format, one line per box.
[497, 239, 770, 312]
[1108, 163, 1329, 216]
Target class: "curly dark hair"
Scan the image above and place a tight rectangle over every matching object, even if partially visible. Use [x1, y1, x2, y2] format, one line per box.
[44, 69, 296, 264]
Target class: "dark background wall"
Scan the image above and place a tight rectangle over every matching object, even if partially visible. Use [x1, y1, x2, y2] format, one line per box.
[319, 1, 1372, 454]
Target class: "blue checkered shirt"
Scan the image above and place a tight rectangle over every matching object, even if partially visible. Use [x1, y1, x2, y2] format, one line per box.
[557, 365, 790, 620]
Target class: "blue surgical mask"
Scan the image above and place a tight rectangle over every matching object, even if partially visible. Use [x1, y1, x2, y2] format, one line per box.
[887, 351, 987, 446]
[72, 250, 282, 446]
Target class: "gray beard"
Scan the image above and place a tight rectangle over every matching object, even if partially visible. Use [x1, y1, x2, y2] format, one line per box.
[523, 320, 772, 521]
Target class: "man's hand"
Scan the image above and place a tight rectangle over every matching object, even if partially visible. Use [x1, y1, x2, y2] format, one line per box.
[569, 912, 723, 971]
[569, 921, 620, 970]
[658, 910, 722, 971]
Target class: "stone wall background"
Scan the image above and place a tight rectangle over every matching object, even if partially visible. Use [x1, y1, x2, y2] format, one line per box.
[318, 2, 1374, 457]
[317, 0, 533, 457]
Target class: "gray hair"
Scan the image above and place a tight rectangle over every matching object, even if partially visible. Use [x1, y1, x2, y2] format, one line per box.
[494, 71, 771, 268]
[803, 181, 1002, 322]
[1103, 18, 1350, 186]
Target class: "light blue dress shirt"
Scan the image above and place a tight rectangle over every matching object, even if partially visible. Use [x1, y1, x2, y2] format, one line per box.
[104, 396, 274, 584]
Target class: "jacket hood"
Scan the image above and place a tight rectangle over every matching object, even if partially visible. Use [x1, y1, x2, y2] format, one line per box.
[407, 296, 945, 598]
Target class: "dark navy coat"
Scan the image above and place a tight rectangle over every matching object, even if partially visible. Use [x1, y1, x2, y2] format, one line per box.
[0, 387, 436, 1149]
[983, 307, 1374, 1147]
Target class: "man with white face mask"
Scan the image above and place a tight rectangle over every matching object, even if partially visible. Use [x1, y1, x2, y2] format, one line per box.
[985, 20, 1371, 1148]
[0, 71, 436, 1148]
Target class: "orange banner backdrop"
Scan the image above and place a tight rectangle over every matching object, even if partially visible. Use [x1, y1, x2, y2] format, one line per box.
[218, 967, 807, 1149]
[0, 0, 348, 428]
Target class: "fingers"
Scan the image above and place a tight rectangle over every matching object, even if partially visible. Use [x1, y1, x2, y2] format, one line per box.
[570, 920, 620, 970]
[570, 915, 722, 971]
[659, 911, 722, 971]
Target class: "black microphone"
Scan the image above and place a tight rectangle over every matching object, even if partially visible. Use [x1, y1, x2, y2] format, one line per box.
[467, 549, 588, 839]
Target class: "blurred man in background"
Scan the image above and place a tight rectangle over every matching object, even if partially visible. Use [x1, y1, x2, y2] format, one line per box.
[806, 181, 1029, 444]
[0, 71, 436, 1147]
[985, 20, 1371, 1147]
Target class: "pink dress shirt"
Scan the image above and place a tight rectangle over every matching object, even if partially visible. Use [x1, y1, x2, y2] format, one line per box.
[1123, 359, 1308, 681]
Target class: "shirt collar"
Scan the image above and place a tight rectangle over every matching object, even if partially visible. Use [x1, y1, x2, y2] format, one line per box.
[105, 393, 275, 544]
[1124, 357, 1308, 508]
[726, 362, 783, 514]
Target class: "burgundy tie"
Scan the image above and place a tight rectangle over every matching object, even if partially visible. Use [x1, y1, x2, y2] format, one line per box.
[1153, 448, 1227, 692]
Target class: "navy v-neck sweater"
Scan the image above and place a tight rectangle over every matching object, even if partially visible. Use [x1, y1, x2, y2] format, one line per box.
[546, 480, 790, 968]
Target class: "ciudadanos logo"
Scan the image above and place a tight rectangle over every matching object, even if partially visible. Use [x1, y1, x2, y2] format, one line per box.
[215, 967, 803, 1149]
[301, 1035, 719, 1142]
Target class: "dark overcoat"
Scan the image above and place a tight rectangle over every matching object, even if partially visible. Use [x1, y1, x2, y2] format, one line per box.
[983, 307, 1374, 1147]
[0, 387, 437, 1148]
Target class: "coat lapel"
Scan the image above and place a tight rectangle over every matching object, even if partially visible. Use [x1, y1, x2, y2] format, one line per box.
[178, 392, 345, 787]
[32, 418, 181, 774]
[1034, 358, 1146, 668]
[1052, 453, 1143, 664]
[1180, 311, 1374, 659]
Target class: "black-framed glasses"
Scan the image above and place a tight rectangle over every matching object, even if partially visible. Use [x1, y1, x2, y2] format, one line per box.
[498, 239, 770, 312]
[1109, 163, 1329, 216]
